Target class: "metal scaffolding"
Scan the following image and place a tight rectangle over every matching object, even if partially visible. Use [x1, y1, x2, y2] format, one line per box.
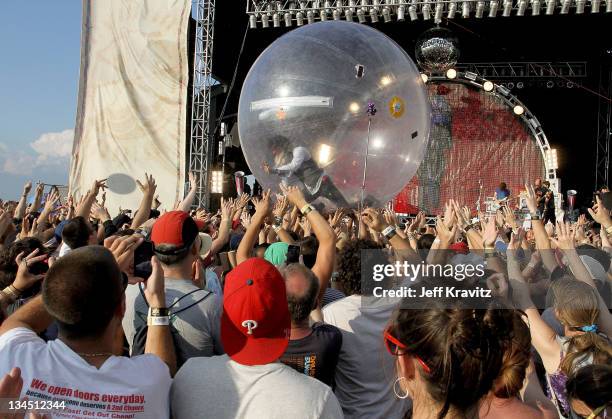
[190, 0, 216, 208]
[454, 62, 588, 80]
[246, 0, 612, 27]
[595, 60, 612, 189]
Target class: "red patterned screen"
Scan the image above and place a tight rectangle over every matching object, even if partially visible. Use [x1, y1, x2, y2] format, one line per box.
[393, 82, 546, 215]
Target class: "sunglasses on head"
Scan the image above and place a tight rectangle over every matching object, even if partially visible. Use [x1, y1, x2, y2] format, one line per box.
[383, 328, 431, 374]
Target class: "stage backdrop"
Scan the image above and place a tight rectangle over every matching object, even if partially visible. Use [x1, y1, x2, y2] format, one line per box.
[70, 0, 191, 213]
[394, 82, 546, 214]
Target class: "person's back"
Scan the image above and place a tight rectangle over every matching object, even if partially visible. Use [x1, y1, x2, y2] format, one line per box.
[0, 329, 170, 418]
[323, 296, 406, 419]
[172, 354, 342, 419]
[0, 245, 173, 418]
[171, 258, 343, 419]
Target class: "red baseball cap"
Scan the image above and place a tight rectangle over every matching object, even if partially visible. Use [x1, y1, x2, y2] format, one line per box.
[221, 258, 291, 366]
[151, 211, 199, 254]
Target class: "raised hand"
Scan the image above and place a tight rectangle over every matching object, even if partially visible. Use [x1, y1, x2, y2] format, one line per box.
[43, 189, 60, 213]
[361, 208, 388, 233]
[279, 183, 307, 208]
[22, 181, 32, 195]
[443, 201, 456, 228]
[13, 249, 47, 292]
[143, 256, 166, 309]
[252, 189, 272, 218]
[220, 197, 234, 220]
[502, 205, 518, 230]
[273, 196, 290, 218]
[507, 227, 525, 250]
[551, 221, 576, 250]
[91, 179, 108, 196]
[383, 209, 398, 229]
[330, 208, 346, 229]
[435, 216, 458, 247]
[91, 201, 111, 221]
[103, 235, 143, 273]
[236, 193, 250, 209]
[524, 183, 538, 214]
[486, 273, 509, 299]
[189, 171, 198, 191]
[587, 195, 612, 228]
[482, 216, 498, 248]
[136, 173, 156, 196]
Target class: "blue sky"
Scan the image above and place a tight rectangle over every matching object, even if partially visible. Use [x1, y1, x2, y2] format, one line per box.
[0, 2, 81, 199]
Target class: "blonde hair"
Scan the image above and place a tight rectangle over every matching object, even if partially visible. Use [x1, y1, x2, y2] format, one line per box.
[553, 281, 612, 376]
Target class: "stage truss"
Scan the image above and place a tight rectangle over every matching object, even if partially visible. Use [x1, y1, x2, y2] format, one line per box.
[190, 0, 216, 208]
[246, 0, 612, 27]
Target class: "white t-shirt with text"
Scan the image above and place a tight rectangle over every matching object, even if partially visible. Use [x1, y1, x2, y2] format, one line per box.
[0, 328, 171, 419]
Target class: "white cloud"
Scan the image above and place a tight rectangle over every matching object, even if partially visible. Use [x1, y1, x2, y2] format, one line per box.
[30, 129, 74, 165]
[0, 129, 74, 176]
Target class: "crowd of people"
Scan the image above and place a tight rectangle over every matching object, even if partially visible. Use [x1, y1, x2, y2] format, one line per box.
[0, 171, 610, 419]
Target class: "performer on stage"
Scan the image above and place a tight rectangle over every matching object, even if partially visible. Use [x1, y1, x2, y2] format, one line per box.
[495, 182, 511, 202]
[262, 136, 349, 208]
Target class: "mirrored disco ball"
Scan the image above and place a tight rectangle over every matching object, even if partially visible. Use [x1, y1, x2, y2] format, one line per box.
[238, 21, 431, 210]
[415, 27, 460, 73]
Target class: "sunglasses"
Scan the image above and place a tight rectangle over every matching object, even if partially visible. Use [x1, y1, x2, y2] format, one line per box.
[384, 329, 431, 374]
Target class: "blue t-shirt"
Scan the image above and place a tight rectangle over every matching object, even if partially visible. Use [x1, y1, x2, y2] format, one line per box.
[495, 187, 510, 200]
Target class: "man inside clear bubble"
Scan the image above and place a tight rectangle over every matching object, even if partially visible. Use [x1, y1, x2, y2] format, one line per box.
[262, 135, 349, 208]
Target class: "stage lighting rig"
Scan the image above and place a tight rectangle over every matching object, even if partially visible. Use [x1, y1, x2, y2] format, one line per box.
[489, 0, 499, 15]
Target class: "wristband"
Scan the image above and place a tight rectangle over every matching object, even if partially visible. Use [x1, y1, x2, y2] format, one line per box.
[0, 290, 15, 303]
[484, 248, 497, 258]
[382, 225, 397, 240]
[3, 285, 21, 300]
[147, 316, 170, 326]
[463, 224, 473, 233]
[148, 307, 169, 317]
[300, 204, 314, 216]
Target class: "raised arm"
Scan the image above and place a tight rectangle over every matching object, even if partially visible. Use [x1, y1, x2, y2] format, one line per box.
[208, 197, 235, 256]
[130, 174, 157, 229]
[76, 179, 107, 219]
[31, 183, 45, 214]
[144, 256, 177, 376]
[176, 172, 197, 213]
[13, 181, 32, 220]
[525, 184, 558, 272]
[237, 190, 271, 265]
[280, 184, 336, 305]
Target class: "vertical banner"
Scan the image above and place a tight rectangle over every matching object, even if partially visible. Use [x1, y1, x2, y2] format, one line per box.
[70, 0, 191, 213]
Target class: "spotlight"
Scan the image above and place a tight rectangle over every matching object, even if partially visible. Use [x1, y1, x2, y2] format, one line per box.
[546, 149, 558, 170]
[307, 10, 315, 23]
[357, 8, 366, 22]
[489, 0, 499, 15]
[380, 75, 392, 86]
[507, 82, 515, 89]
[513, 105, 525, 115]
[532, 0, 541, 14]
[592, 0, 601, 11]
[517, 81, 524, 89]
[517, 0, 527, 15]
[249, 14, 257, 28]
[317, 144, 332, 165]
[576, 0, 586, 12]
[435, 2, 444, 22]
[446, 68, 457, 79]
[273, 12, 281, 27]
[567, 81, 574, 88]
[296, 11, 304, 25]
[320, 10, 328, 20]
[607, 0, 612, 12]
[382, 6, 391, 21]
[333, 8, 341, 20]
[370, 8, 379, 22]
[261, 13, 270, 27]
[397, 5, 406, 19]
[546, 0, 556, 13]
[423, 3, 431, 19]
[560, 0, 570, 13]
[546, 80, 554, 88]
[349, 102, 360, 113]
[502, 0, 513, 15]
[475, 1, 485, 16]
[483, 81, 494, 91]
[448, 1, 457, 17]
[409, 5, 418, 20]
[284, 12, 292, 26]
[211, 171, 223, 194]
[421, 73, 429, 83]
[220, 122, 227, 136]
[462, 1, 470, 17]
[345, 8, 354, 19]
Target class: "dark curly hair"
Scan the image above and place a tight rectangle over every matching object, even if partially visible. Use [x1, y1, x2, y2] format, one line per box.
[336, 239, 382, 296]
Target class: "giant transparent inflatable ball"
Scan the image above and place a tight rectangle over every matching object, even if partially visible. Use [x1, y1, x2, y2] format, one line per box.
[238, 21, 431, 210]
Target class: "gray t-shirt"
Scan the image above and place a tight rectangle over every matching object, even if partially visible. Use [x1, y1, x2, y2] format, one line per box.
[171, 354, 344, 419]
[323, 295, 409, 419]
[123, 278, 223, 360]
